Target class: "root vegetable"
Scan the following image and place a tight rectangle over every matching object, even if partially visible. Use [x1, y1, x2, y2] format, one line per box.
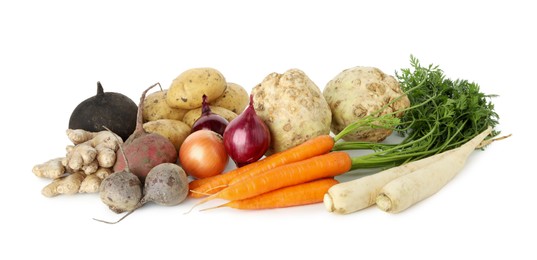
[142, 163, 189, 206]
[63, 129, 122, 174]
[190, 152, 351, 211]
[99, 131, 143, 214]
[203, 178, 339, 211]
[33, 158, 65, 179]
[252, 69, 332, 154]
[95, 146, 116, 168]
[375, 127, 493, 213]
[189, 134, 335, 198]
[323, 66, 410, 142]
[79, 174, 102, 193]
[95, 167, 112, 179]
[65, 143, 97, 171]
[324, 149, 456, 214]
[143, 119, 191, 151]
[324, 127, 493, 214]
[68, 81, 138, 141]
[143, 89, 189, 122]
[99, 170, 143, 213]
[166, 67, 227, 109]
[211, 82, 249, 114]
[113, 83, 178, 182]
[42, 172, 86, 197]
[66, 129, 98, 144]
[97, 163, 189, 224]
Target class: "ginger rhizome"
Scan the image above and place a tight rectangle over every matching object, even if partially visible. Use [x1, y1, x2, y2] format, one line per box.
[33, 129, 122, 197]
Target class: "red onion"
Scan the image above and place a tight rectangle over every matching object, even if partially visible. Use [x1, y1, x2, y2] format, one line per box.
[223, 94, 271, 167]
[191, 94, 229, 136]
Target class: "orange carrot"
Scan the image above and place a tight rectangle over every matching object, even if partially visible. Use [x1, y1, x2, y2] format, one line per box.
[203, 178, 339, 210]
[193, 152, 351, 209]
[188, 135, 335, 198]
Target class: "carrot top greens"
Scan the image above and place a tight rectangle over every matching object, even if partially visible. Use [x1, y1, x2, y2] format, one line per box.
[333, 55, 500, 170]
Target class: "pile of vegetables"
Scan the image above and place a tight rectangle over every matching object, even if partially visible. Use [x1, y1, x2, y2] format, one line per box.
[32, 55, 505, 221]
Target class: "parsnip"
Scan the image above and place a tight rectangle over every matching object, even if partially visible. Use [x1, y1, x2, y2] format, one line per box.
[324, 149, 455, 214]
[375, 127, 492, 213]
[324, 127, 492, 214]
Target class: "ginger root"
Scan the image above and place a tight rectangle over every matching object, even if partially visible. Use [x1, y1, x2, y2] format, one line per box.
[33, 158, 65, 179]
[79, 174, 102, 193]
[62, 129, 122, 175]
[42, 172, 86, 197]
[35, 129, 123, 197]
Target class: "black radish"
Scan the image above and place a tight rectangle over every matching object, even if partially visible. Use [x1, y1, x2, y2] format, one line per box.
[69, 81, 138, 141]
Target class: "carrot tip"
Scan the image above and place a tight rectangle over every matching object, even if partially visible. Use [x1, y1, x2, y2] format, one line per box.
[205, 184, 228, 193]
[189, 189, 211, 196]
[183, 195, 216, 215]
[199, 203, 227, 212]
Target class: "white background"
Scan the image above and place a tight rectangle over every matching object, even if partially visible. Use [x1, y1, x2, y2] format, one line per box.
[1, 0, 535, 259]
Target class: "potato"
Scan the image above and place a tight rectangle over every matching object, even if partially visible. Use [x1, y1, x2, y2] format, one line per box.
[182, 106, 238, 127]
[252, 69, 331, 154]
[211, 82, 249, 114]
[166, 68, 227, 109]
[142, 119, 191, 151]
[143, 90, 189, 122]
[323, 66, 410, 142]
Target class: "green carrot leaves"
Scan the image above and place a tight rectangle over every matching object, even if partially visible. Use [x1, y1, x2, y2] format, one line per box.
[334, 55, 500, 170]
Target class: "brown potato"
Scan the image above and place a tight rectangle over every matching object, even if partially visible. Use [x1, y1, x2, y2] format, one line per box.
[143, 90, 189, 122]
[142, 119, 191, 151]
[211, 82, 249, 114]
[166, 68, 227, 109]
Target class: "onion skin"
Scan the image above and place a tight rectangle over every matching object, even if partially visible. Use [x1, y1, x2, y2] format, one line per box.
[191, 94, 229, 136]
[179, 130, 228, 179]
[223, 95, 270, 167]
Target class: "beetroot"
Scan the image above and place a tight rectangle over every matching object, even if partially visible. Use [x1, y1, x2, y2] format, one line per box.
[113, 83, 178, 182]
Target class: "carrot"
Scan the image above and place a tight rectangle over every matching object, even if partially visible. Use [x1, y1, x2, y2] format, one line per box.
[188, 135, 335, 198]
[202, 178, 339, 210]
[191, 151, 351, 210]
[375, 127, 493, 213]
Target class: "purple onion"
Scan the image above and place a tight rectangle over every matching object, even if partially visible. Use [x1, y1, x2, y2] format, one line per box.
[191, 94, 229, 136]
[223, 94, 271, 167]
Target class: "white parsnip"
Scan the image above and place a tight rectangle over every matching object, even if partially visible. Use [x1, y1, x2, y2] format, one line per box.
[324, 127, 493, 214]
[375, 127, 492, 213]
[324, 149, 455, 214]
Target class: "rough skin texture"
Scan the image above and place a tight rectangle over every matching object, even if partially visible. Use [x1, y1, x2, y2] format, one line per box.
[143, 119, 192, 151]
[42, 172, 85, 197]
[211, 82, 249, 114]
[99, 171, 142, 213]
[33, 158, 65, 179]
[142, 90, 189, 122]
[166, 68, 227, 109]
[252, 69, 331, 154]
[68, 82, 137, 141]
[323, 66, 410, 142]
[143, 163, 189, 206]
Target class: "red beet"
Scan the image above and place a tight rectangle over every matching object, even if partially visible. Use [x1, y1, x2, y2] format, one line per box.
[113, 83, 178, 182]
